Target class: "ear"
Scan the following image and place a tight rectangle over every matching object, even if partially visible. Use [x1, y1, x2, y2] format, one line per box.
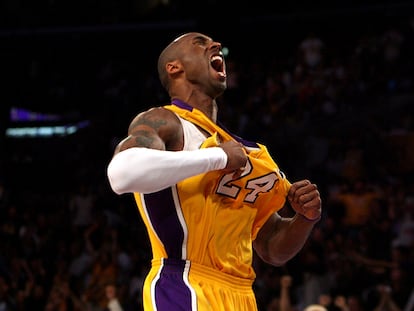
[166, 60, 183, 74]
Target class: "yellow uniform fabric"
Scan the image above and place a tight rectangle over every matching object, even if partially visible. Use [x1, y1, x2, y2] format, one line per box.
[133, 100, 291, 311]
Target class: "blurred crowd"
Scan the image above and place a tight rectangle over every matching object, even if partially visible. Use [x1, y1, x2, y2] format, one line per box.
[1, 10, 414, 311]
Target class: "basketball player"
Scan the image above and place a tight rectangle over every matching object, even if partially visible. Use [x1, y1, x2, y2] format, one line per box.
[107, 32, 322, 311]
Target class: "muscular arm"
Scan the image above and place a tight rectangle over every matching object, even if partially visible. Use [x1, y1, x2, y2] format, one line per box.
[107, 107, 247, 194]
[118, 106, 182, 153]
[253, 180, 322, 266]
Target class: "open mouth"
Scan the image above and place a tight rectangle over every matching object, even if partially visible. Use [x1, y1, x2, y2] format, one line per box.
[210, 55, 226, 78]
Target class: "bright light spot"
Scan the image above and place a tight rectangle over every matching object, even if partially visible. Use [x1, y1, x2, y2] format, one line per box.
[222, 47, 229, 57]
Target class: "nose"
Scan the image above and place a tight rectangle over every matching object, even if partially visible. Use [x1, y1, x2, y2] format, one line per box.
[210, 41, 222, 52]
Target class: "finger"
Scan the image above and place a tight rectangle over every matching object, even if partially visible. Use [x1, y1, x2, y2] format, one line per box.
[298, 189, 319, 205]
[288, 180, 312, 203]
[232, 166, 246, 179]
[288, 180, 310, 195]
[302, 195, 322, 211]
[232, 170, 242, 179]
[293, 184, 318, 202]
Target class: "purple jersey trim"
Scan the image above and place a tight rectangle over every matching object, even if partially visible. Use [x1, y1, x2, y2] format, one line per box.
[143, 188, 184, 259]
[154, 259, 193, 310]
[171, 99, 259, 148]
[171, 98, 192, 111]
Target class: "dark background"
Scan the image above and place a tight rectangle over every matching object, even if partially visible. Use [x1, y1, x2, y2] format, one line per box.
[1, 1, 414, 310]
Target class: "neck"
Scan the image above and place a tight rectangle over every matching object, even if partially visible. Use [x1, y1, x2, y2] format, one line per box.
[171, 96, 218, 123]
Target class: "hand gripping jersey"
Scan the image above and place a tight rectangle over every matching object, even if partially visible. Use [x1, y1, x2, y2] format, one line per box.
[134, 99, 291, 311]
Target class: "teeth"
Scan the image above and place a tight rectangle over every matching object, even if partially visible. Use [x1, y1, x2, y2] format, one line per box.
[211, 55, 222, 62]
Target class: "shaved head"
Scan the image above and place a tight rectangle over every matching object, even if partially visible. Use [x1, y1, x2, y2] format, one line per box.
[157, 32, 205, 91]
[157, 33, 187, 91]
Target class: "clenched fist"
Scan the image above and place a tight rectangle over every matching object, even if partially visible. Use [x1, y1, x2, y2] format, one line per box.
[288, 179, 322, 221]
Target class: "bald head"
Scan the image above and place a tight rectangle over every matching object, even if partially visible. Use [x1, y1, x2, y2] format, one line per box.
[157, 33, 186, 91]
[157, 32, 207, 91]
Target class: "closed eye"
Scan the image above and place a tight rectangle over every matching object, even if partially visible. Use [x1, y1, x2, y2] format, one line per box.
[193, 36, 209, 47]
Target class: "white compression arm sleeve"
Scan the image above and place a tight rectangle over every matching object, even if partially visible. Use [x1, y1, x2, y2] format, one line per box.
[107, 147, 228, 194]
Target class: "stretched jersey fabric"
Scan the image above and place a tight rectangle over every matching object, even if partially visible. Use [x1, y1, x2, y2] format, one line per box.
[133, 99, 291, 310]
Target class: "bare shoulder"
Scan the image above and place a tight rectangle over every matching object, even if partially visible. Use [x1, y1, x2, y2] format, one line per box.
[115, 106, 183, 153]
[128, 106, 174, 129]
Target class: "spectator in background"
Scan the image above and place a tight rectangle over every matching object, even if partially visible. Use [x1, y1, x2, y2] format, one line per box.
[304, 304, 328, 311]
[329, 179, 382, 234]
[105, 283, 124, 311]
[372, 285, 401, 311]
[69, 183, 97, 234]
[299, 32, 325, 70]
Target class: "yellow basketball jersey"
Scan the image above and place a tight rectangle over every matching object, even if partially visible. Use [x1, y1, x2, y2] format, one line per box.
[133, 99, 291, 281]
